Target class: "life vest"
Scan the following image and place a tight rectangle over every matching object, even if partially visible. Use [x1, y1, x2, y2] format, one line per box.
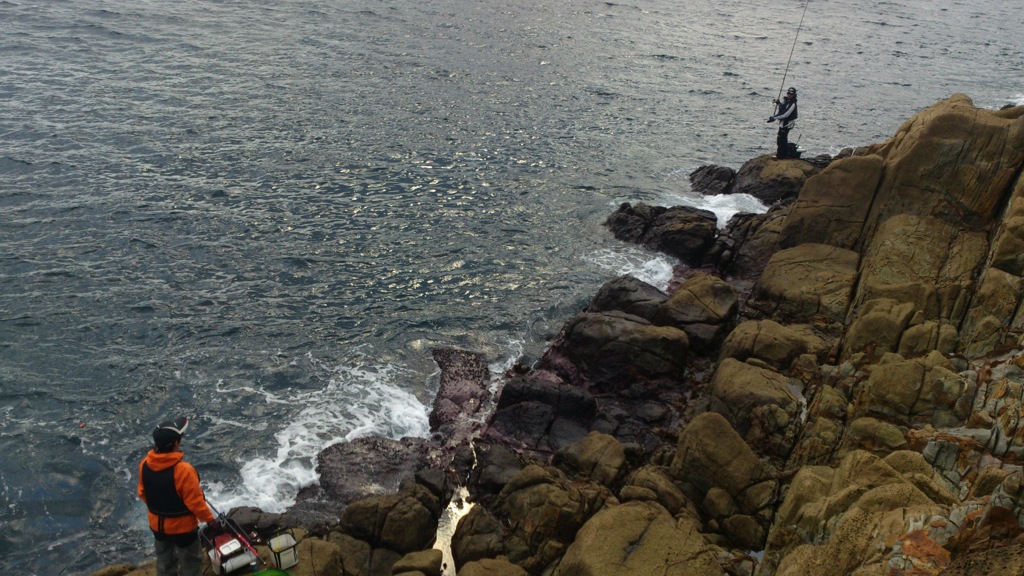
[141, 462, 191, 519]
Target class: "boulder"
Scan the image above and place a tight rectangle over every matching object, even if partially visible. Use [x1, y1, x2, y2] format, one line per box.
[852, 214, 986, 324]
[392, 549, 443, 576]
[764, 450, 950, 576]
[486, 370, 595, 453]
[709, 358, 802, 458]
[465, 443, 524, 505]
[338, 482, 442, 555]
[862, 94, 1024, 242]
[457, 558, 529, 576]
[552, 431, 627, 487]
[604, 203, 718, 265]
[732, 154, 821, 205]
[777, 154, 885, 249]
[621, 466, 689, 516]
[316, 436, 429, 507]
[853, 352, 973, 428]
[670, 412, 776, 548]
[990, 176, 1024, 276]
[495, 464, 613, 573]
[654, 272, 738, 352]
[753, 243, 859, 322]
[690, 164, 736, 196]
[552, 501, 724, 576]
[897, 321, 958, 358]
[711, 204, 789, 280]
[719, 319, 826, 369]
[451, 505, 507, 570]
[842, 298, 917, 359]
[586, 275, 667, 321]
[960, 267, 1024, 357]
[538, 311, 689, 396]
[286, 537, 343, 576]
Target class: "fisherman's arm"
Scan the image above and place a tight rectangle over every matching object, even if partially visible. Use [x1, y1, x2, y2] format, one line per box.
[177, 464, 216, 524]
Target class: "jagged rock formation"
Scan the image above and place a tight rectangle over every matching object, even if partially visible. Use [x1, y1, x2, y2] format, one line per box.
[95, 94, 1024, 576]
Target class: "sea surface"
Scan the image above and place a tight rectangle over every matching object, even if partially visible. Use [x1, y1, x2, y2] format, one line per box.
[1, 0, 1021, 573]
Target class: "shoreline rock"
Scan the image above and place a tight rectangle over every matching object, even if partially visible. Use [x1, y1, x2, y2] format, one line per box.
[96, 94, 1024, 576]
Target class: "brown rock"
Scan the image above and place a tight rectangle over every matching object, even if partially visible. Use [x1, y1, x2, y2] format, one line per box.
[457, 558, 529, 576]
[853, 352, 972, 428]
[753, 243, 859, 322]
[719, 319, 825, 369]
[655, 272, 738, 352]
[853, 214, 986, 324]
[391, 549, 443, 576]
[339, 483, 441, 555]
[552, 431, 626, 487]
[709, 358, 802, 458]
[777, 154, 885, 249]
[538, 311, 689, 396]
[450, 506, 506, 570]
[732, 154, 822, 205]
[587, 275, 667, 321]
[552, 501, 724, 576]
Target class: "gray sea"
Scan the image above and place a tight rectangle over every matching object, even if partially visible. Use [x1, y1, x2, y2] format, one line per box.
[1, 0, 1021, 573]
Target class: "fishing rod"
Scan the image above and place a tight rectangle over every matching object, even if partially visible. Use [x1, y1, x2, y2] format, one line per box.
[206, 500, 267, 568]
[774, 0, 813, 113]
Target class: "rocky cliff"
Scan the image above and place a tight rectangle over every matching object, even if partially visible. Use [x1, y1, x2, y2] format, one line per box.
[96, 94, 1024, 576]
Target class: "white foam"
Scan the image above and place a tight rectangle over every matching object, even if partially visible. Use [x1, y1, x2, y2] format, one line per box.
[584, 247, 677, 291]
[207, 362, 430, 513]
[1012, 93, 1024, 106]
[658, 191, 768, 228]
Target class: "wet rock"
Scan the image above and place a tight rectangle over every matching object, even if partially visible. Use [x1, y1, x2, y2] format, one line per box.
[712, 204, 789, 280]
[538, 311, 689, 396]
[429, 348, 491, 435]
[486, 370, 596, 454]
[586, 274, 667, 322]
[689, 164, 736, 196]
[315, 435, 429, 507]
[605, 202, 718, 265]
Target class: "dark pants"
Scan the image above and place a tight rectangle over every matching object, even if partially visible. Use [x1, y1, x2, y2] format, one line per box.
[154, 531, 202, 576]
[776, 127, 791, 158]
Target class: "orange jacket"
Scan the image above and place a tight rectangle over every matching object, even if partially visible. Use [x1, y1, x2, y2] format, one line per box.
[137, 449, 215, 535]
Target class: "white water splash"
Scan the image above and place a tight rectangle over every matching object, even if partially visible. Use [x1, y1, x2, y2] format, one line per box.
[658, 191, 769, 228]
[206, 362, 430, 513]
[584, 247, 677, 292]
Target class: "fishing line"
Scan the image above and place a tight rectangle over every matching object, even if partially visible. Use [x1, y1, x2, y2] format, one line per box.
[775, 0, 812, 110]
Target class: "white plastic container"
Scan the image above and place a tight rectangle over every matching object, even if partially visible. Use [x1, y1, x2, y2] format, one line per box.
[269, 530, 299, 569]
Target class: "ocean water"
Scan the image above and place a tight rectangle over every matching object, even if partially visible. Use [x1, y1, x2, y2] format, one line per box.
[1, 0, 1021, 573]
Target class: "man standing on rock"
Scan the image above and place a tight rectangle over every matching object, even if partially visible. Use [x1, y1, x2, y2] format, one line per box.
[138, 416, 216, 576]
[768, 87, 798, 158]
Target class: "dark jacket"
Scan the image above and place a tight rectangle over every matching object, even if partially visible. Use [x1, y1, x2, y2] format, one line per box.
[775, 97, 798, 129]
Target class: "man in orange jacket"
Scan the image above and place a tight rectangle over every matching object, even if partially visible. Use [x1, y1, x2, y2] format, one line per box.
[138, 417, 216, 576]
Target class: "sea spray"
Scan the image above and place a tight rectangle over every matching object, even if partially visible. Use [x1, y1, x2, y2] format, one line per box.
[206, 361, 430, 513]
